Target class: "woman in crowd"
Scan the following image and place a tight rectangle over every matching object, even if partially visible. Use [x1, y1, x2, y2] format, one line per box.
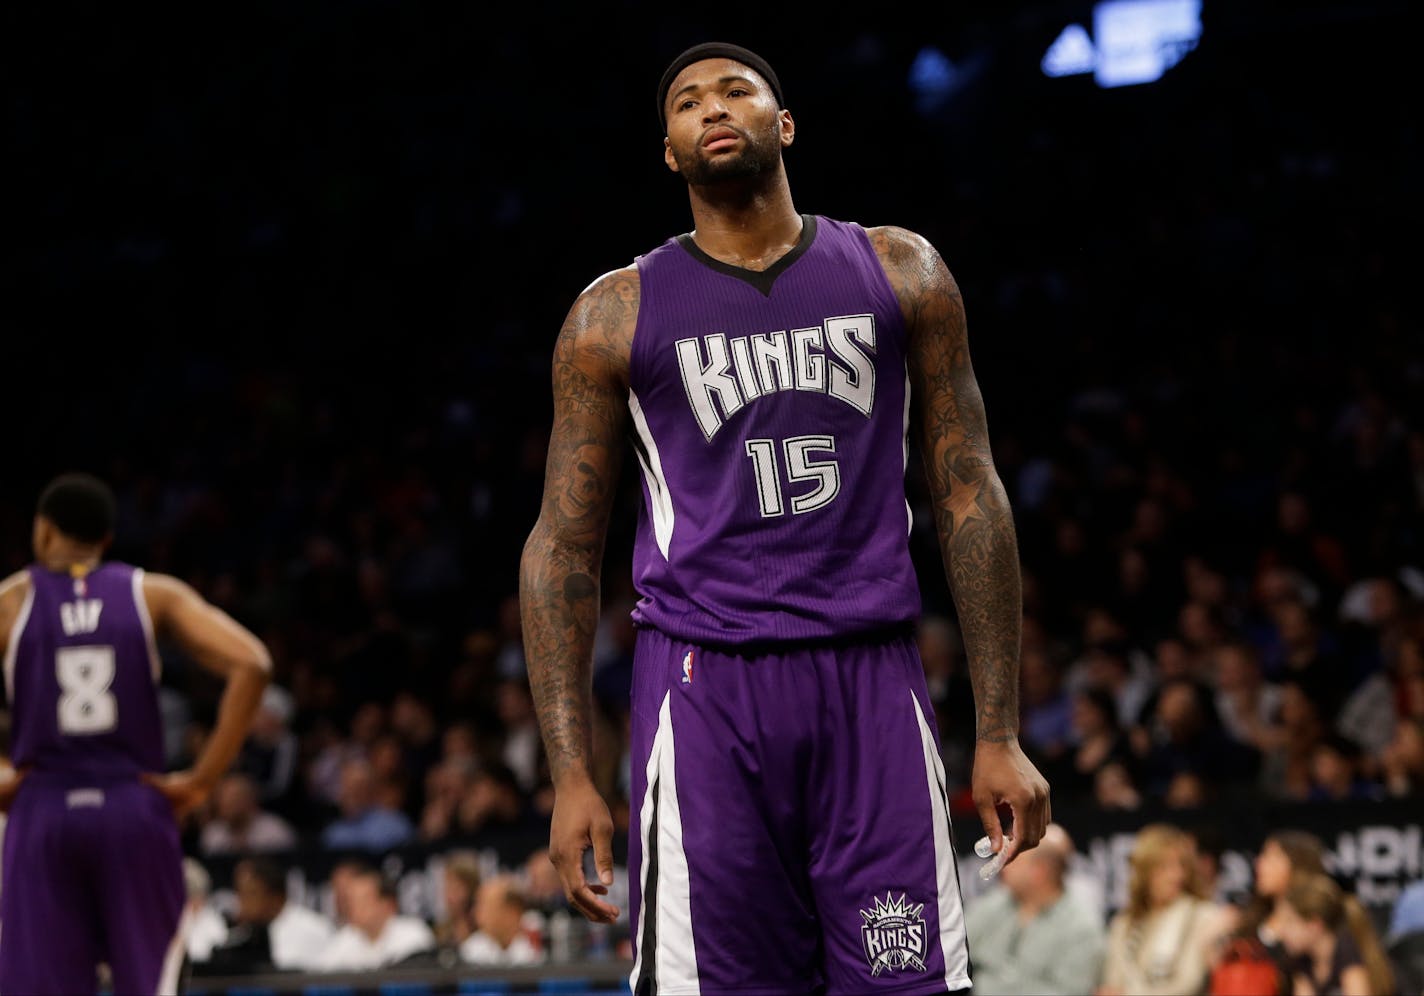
[1097, 822, 1232, 995]
[1273, 872, 1395, 995]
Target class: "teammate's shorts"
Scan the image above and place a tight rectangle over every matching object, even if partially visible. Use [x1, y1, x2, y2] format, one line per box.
[626, 626, 972, 996]
[0, 773, 186, 995]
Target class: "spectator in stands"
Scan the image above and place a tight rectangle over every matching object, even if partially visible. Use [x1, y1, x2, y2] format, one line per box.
[1387, 877, 1424, 995]
[1052, 685, 1136, 804]
[1186, 824, 1230, 906]
[199, 771, 298, 856]
[455, 762, 540, 836]
[418, 755, 478, 841]
[307, 701, 388, 812]
[433, 851, 482, 951]
[1211, 641, 1283, 754]
[228, 857, 336, 972]
[390, 690, 442, 809]
[206, 854, 336, 974]
[327, 856, 376, 926]
[234, 683, 301, 817]
[1068, 632, 1155, 732]
[1305, 733, 1384, 802]
[1380, 717, 1424, 799]
[181, 857, 229, 966]
[522, 846, 566, 916]
[1135, 677, 1261, 801]
[1093, 758, 1144, 811]
[1233, 830, 1327, 951]
[1258, 678, 1329, 801]
[1274, 872, 1395, 996]
[964, 822, 1106, 994]
[314, 867, 435, 970]
[321, 757, 415, 852]
[495, 676, 542, 795]
[460, 873, 542, 966]
[1097, 823, 1232, 996]
[1020, 644, 1076, 769]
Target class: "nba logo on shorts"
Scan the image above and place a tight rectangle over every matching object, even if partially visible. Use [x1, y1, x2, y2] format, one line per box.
[859, 893, 927, 976]
[681, 650, 694, 684]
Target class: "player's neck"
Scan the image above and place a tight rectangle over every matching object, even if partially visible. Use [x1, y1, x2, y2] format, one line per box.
[38, 544, 103, 574]
[685, 180, 801, 272]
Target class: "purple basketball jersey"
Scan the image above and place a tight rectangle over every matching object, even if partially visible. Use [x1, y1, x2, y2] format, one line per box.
[1, 561, 184, 995]
[628, 215, 920, 645]
[4, 561, 165, 779]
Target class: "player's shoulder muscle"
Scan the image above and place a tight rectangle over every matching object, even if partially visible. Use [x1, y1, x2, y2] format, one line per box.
[139, 570, 202, 622]
[862, 225, 961, 328]
[0, 570, 32, 651]
[557, 264, 641, 391]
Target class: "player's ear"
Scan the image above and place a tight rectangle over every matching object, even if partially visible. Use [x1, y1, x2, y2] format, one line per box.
[664, 136, 680, 174]
[779, 109, 795, 148]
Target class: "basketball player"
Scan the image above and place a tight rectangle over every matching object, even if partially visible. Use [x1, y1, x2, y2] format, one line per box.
[0, 472, 273, 995]
[519, 42, 1051, 994]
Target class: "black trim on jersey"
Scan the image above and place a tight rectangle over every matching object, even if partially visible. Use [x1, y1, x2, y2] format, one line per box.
[675, 214, 818, 297]
[635, 776, 662, 996]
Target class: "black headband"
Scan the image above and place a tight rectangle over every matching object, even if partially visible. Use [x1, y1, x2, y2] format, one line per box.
[657, 42, 783, 132]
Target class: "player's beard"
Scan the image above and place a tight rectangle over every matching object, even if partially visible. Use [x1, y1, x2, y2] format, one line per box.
[675, 120, 782, 187]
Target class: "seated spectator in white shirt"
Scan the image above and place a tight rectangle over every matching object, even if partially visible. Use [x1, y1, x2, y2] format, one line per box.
[460, 874, 543, 966]
[181, 857, 230, 965]
[200, 772, 298, 856]
[228, 856, 336, 972]
[314, 868, 435, 971]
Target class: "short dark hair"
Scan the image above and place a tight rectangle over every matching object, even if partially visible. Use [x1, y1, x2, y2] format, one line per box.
[36, 472, 116, 544]
[237, 856, 288, 899]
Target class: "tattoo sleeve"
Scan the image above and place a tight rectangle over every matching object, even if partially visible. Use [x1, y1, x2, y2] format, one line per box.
[874, 227, 1023, 744]
[519, 270, 635, 784]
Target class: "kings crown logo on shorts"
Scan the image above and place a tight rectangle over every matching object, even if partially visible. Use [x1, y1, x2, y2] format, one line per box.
[859, 892, 927, 976]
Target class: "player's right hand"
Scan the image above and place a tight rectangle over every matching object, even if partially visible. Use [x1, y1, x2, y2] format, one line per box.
[548, 775, 619, 924]
[140, 769, 216, 819]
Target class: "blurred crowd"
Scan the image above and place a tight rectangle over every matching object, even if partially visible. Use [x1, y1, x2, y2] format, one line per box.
[1, 0, 1421, 990]
[964, 821, 1424, 996]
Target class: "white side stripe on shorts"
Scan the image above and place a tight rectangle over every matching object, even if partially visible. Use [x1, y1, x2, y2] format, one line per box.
[913, 690, 973, 992]
[629, 691, 699, 995]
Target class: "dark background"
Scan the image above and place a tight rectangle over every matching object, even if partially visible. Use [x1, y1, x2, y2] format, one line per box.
[2, 0, 1421, 832]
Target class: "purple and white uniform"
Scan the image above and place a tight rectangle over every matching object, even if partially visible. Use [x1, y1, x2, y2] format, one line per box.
[1, 562, 186, 996]
[625, 216, 971, 994]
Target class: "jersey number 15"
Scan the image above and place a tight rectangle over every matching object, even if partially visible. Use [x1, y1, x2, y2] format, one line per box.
[744, 435, 841, 517]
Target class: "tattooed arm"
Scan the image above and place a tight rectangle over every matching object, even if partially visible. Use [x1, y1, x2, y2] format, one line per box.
[519, 266, 637, 923]
[870, 225, 1050, 863]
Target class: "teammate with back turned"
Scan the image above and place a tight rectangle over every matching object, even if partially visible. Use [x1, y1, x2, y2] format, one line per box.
[0, 472, 272, 995]
[518, 41, 1051, 995]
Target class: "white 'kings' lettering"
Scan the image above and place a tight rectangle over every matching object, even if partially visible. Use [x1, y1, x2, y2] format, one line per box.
[676, 314, 878, 439]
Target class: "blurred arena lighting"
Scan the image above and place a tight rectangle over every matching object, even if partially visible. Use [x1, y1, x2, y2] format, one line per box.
[1042, 0, 1203, 87]
[908, 45, 961, 114]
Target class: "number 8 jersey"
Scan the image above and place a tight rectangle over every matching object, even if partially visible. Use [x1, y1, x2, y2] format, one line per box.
[4, 562, 166, 781]
[627, 214, 921, 647]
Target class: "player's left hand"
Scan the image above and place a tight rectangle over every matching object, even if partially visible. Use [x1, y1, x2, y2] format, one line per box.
[970, 738, 1051, 871]
[141, 769, 216, 819]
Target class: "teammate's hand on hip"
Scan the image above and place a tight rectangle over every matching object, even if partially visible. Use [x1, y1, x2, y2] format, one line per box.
[970, 738, 1051, 870]
[140, 769, 216, 819]
[548, 775, 619, 924]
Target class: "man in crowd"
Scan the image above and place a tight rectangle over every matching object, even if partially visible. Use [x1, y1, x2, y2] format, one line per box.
[964, 823, 1106, 994]
[314, 866, 435, 970]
